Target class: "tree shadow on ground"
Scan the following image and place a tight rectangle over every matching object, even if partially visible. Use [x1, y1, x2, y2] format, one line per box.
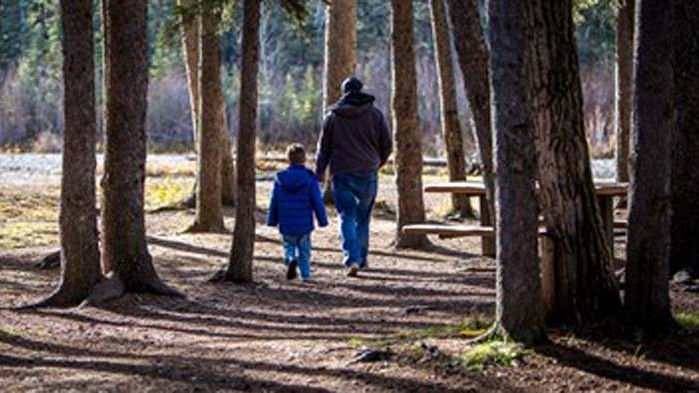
[254, 233, 478, 263]
[147, 235, 489, 283]
[536, 341, 698, 392]
[551, 322, 699, 373]
[0, 333, 511, 392]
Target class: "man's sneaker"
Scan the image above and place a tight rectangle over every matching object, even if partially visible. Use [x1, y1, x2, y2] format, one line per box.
[286, 260, 298, 280]
[346, 264, 359, 277]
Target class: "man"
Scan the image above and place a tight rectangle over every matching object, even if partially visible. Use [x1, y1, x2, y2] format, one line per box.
[316, 77, 393, 277]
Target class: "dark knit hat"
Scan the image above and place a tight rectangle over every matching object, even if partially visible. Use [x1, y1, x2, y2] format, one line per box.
[341, 77, 363, 93]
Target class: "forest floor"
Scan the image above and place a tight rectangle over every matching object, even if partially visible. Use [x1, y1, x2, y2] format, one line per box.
[0, 158, 698, 392]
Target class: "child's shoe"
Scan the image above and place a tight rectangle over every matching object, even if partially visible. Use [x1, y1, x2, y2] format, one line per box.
[345, 263, 359, 277]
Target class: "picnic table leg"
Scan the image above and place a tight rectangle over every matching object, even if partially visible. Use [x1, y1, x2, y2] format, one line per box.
[539, 234, 556, 317]
[479, 195, 496, 257]
[597, 195, 614, 257]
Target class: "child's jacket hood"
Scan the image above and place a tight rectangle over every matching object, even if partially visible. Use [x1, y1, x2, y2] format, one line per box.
[275, 164, 315, 193]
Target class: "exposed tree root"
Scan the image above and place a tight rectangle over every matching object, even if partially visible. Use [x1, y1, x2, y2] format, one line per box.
[15, 288, 83, 310]
[80, 275, 125, 307]
[208, 268, 227, 283]
[393, 237, 434, 251]
[149, 204, 190, 213]
[183, 222, 228, 234]
[464, 324, 549, 348]
[144, 278, 186, 298]
[34, 250, 61, 270]
[464, 325, 500, 345]
[17, 273, 185, 310]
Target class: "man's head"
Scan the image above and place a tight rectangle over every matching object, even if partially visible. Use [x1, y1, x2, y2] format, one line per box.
[341, 77, 363, 94]
[286, 143, 306, 165]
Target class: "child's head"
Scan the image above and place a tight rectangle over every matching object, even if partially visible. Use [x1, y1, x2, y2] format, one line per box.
[286, 143, 306, 165]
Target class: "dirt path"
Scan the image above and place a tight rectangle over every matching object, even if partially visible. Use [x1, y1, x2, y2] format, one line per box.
[0, 177, 697, 392]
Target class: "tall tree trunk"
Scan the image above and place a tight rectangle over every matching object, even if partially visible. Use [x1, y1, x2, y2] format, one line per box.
[526, 0, 621, 324]
[31, 0, 101, 307]
[101, 0, 179, 296]
[178, 0, 236, 208]
[615, 0, 634, 191]
[429, 0, 474, 218]
[445, 0, 495, 255]
[219, 114, 236, 206]
[626, 0, 674, 329]
[391, 0, 428, 249]
[487, 0, 546, 346]
[179, 0, 199, 149]
[321, 0, 357, 203]
[218, 0, 260, 283]
[187, 6, 225, 233]
[670, 0, 699, 277]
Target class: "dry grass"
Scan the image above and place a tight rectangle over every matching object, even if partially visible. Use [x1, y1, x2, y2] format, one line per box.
[0, 188, 59, 249]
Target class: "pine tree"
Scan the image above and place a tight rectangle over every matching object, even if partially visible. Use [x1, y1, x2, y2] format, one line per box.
[100, 0, 180, 297]
[525, 0, 621, 324]
[429, 0, 474, 218]
[488, 0, 547, 345]
[215, 0, 260, 283]
[27, 0, 102, 307]
[626, 0, 674, 330]
[391, 0, 428, 249]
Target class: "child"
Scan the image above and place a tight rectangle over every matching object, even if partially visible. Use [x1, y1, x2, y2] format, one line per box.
[266, 143, 328, 282]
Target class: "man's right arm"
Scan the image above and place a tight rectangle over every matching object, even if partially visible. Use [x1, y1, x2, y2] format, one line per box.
[376, 111, 393, 167]
[315, 114, 333, 180]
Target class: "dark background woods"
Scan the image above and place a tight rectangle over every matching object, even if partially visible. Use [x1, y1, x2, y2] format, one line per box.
[0, 0, 616, 156]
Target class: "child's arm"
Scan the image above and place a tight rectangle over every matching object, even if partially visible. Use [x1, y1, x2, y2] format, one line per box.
[266, 183, 279, 227]
[310, 179, 329, 227]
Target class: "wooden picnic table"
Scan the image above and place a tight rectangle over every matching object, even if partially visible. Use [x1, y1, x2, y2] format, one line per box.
[424, 181, 629, 256]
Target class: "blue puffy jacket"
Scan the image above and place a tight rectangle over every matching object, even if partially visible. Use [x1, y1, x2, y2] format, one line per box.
[266, 164, 329, 236]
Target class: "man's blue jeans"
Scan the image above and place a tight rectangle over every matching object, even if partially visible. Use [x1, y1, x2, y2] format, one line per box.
[282, 234, 311, 280]
[332, 171, 378, 268]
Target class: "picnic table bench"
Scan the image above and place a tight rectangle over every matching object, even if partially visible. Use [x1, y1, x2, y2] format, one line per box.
[416, 181, 628, 256]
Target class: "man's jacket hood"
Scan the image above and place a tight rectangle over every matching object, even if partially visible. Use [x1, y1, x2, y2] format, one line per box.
[329, 92, 376, 118]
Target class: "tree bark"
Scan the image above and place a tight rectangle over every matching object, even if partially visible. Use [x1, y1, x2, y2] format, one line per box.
[322, 0, 357, 112]
[525, 0, 621, 325]
[487, 0, 547, 346]
[615, 0, 634, 189]
[180, 0, 199, 148]
[429, 0, 474, 218]
[321, 0, 357, 203]
[179, 0, 236, 208]
[219, 0, 260, 283]
[219, 115, 236, 206]
[101, 0, 179, 296]
[33, 0, 101, 307]
[625, 0, 674, 329]
[391, 0, 428, 249]
[445, 0, 495, 255]
[670, 0, 699, 277]
[187, 7, 226, 233]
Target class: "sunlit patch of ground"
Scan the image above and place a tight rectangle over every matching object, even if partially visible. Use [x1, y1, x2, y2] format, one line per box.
[0, 188, 60, 249]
